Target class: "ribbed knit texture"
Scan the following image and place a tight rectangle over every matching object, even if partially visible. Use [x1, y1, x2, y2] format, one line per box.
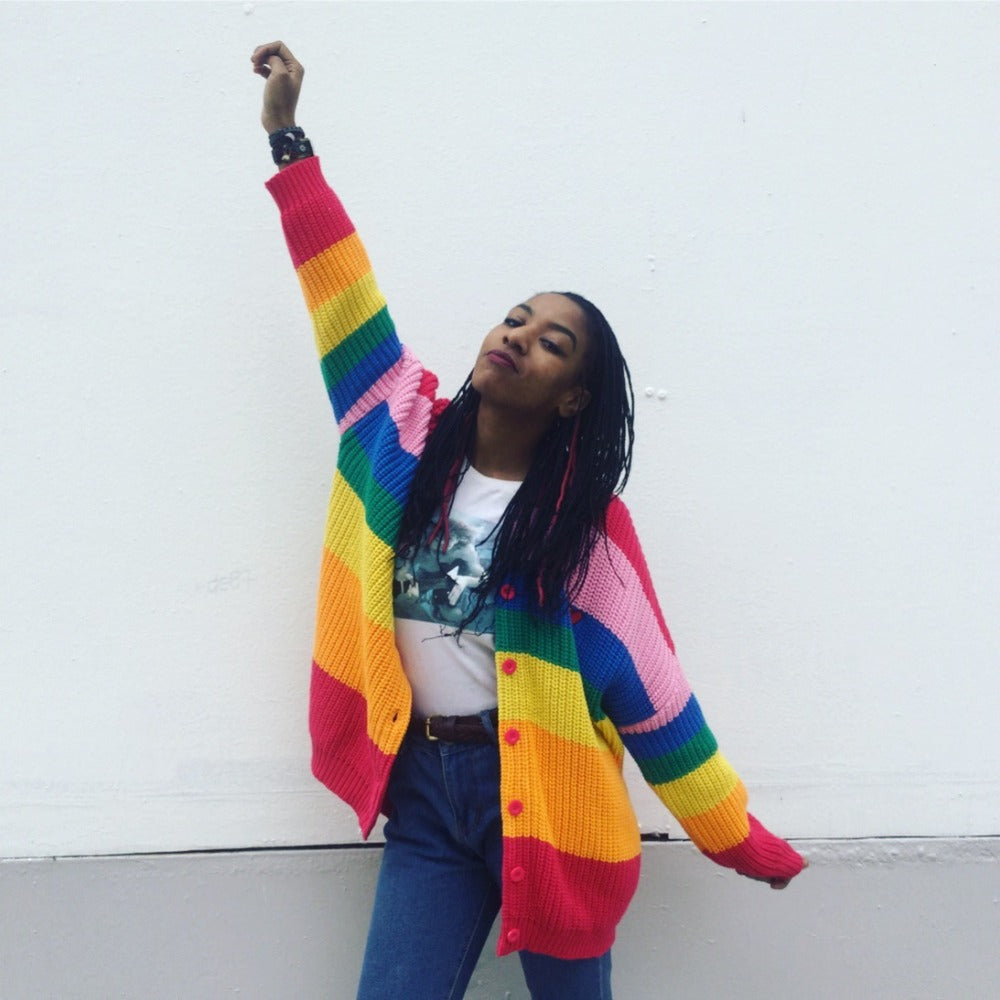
[266, 157, 803, 961]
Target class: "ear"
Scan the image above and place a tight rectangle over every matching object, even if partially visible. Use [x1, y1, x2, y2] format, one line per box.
[557, 386, 591, 419]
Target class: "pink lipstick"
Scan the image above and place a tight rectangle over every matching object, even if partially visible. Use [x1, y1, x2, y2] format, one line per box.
[487, 349, 518, 371]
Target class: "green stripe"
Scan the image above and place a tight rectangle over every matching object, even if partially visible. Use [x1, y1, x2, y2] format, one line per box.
[581, 677, 606, 721]
[495, 607, 577, 664]
[638, 725, 718, 785]
[338, 429, 402, 548]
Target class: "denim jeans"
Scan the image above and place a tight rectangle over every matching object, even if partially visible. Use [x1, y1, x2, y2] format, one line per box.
[356, 721, 613, 1000]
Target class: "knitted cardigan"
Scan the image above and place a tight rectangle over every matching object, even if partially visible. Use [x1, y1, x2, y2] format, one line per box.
[266, 157, 803, 961]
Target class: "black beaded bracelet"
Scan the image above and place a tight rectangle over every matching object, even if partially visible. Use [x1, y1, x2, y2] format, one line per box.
[268, 125, 304, 147]
[268, 126, 314, 166]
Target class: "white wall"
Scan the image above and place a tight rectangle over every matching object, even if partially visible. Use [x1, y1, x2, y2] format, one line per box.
[2, 1, 998, 858]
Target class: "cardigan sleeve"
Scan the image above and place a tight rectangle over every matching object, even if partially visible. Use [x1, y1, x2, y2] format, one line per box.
[265, 157, 435, 427]
[573, 498, 804, 883]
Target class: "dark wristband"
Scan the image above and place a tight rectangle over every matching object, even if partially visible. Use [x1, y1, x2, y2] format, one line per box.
[268, 126, 314, 166]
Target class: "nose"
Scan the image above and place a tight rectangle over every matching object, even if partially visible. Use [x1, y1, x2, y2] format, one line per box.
[502, 326, 528, 354]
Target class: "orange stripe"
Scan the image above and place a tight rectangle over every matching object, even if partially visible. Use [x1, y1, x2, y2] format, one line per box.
[313, 549, 396, 685]
[297, 232, 372, 313]
[499, 720, 639, 862]
[674, 782, 751, 853]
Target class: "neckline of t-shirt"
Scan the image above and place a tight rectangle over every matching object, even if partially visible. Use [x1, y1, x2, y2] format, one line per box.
[463, 462, 523, 489]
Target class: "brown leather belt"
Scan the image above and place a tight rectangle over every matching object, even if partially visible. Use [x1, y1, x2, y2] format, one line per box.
[408, 709, 498, 744]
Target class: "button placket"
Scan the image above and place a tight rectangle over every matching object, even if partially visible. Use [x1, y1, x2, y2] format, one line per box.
[498, 583, 525, 848]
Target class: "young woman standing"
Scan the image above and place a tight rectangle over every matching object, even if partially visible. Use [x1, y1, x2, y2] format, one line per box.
[252, 41, 805, 1000]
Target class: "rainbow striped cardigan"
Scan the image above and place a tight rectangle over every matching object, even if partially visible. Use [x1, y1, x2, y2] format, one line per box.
[266, 157, 802, 960]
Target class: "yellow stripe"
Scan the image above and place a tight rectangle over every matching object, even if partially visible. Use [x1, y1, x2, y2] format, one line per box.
[651, 751, 742, 819]
[308, 272, 386, 358]
[297, 232, 373, 313]
[594, 717, 624, 763]
[323, 474, 395, 631]
[498, 653, 598, 747]
[499, 721, 639, 862]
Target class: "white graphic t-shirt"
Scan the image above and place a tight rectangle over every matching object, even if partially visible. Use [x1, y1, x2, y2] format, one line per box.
[393, 464, 521, 717]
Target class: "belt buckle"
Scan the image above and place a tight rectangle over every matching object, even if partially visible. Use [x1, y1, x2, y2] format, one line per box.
[424, 717, 439, 741]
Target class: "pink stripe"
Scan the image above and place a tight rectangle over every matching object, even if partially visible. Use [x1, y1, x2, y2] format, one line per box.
[604, 498, 674, 649]
[575, 530, 691, 724]
[337, 347, 438, 456]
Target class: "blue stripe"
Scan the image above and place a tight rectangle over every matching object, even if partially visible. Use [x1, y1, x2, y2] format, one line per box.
[574, 613, 655, 726]
[619, 695, 709, 761]
[347, 403, 419, 509]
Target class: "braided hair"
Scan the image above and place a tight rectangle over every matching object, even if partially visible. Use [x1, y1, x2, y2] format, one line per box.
[396, 292, 634, 624]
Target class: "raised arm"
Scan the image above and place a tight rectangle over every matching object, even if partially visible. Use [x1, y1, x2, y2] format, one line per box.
[253, 43, 433, 428]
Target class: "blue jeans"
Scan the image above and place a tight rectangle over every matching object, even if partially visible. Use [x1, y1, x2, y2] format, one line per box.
[357, 723, 613, 1000]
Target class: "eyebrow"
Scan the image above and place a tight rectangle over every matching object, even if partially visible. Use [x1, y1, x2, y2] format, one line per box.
[514, 303, 579, 351]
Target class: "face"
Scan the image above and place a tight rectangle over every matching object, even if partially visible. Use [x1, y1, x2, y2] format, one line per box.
[471, 294, 592, 421]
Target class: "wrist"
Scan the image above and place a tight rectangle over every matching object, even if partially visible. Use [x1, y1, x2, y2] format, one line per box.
[262, 117, 296, 134]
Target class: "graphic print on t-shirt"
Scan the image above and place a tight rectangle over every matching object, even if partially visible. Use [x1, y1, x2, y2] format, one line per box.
[393, 511, 500, 636]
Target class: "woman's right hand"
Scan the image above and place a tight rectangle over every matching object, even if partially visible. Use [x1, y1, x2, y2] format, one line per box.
[251, 41, 304, 133]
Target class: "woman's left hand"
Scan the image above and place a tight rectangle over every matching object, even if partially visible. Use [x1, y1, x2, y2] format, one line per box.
[746, 856, 809, 890]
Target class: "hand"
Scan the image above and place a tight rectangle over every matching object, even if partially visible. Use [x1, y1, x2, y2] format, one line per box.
[251, 41, 304, 133]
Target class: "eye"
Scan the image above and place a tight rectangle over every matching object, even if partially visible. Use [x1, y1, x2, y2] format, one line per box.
[540, 338, 564, 356]
[503, 316, 523, 328]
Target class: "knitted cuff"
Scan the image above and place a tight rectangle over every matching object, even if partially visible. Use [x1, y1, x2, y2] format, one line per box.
[264, 154, 328, 209]
[705, 813, 804, 881]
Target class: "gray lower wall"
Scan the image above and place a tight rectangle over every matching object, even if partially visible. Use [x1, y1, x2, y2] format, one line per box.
[2, 838, 997, 1000]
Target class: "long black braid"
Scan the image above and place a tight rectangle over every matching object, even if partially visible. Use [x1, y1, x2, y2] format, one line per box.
[396, 292, 634, 624]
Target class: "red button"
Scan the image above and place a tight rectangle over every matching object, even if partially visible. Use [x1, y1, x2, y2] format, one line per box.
[504, 728, 520, 745]
[500, 584, 516, 600]
[501, 659, 517, 675]
[506, 928, 521, 946]
[510, 866, 526, 882]
[508, 799, 523, 816]
[570, 608, 583, 625]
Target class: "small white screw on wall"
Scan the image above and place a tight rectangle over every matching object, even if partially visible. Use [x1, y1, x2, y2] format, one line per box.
[644, 387, 668, 401]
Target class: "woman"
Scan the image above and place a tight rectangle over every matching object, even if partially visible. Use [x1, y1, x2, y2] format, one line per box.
[252, 41, 805, 1000]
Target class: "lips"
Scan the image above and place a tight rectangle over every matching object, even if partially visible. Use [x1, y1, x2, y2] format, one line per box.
[486, 349, 518, 372]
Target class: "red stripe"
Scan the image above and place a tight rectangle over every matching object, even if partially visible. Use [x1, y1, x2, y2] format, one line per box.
[497, 835, 641, 959]
[267, 158, 359, 270]
[308, 662, 394, 838]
